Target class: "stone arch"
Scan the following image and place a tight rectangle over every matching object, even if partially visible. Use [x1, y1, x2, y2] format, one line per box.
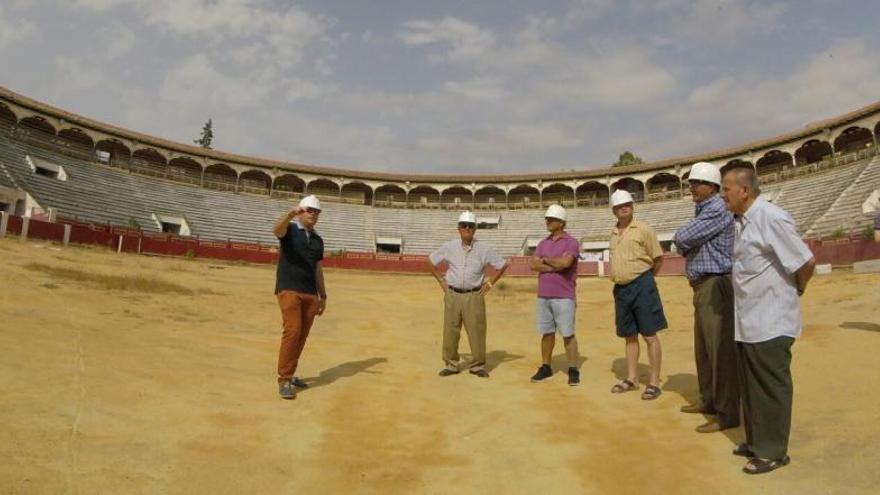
[307, 178, 340, 198]
[203, 163, 237, 191]
[833, 126, 874, 154]
[95, 139, 131, 167]
[646, 173, 681, 201]
[542, 183, 574, 207]
[794, 139, 833, 166]
[508, 184, 540, 208]
[375, 184, 407, 206]
[238, 169, 271, 195]
[0, 103, 17, 127]
[167, 157, 203, 185]
[611, 177, 644, 202]
[408, 185, 440, 207]
[474, 185, 505, 208]
[57, 128, 94, 148]
[720, 159, 754, 178]
[341, 181, 373, 205]
[755, 150, 792, 177]
[131, 148, 168, 176]
[273, 174, 306, 197]
[576, 181, 609, 207]
[18, 115, 56, 138]
[440, 185, 473, 209]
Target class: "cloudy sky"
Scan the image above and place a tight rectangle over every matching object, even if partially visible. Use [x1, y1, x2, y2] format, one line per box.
[1, 0, 879, 174]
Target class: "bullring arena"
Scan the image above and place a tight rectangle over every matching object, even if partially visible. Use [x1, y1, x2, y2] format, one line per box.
[1, 86, 879, 494]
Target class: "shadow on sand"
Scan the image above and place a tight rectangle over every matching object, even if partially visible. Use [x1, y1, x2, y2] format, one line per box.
[841, 321, 880, 332]
[484, 349, 525, 372]
[300, 357, 387, 391]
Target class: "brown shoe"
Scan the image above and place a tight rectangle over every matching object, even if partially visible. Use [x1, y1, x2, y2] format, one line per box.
[695, 420, 733, 433]
[680, 404, 715, 414]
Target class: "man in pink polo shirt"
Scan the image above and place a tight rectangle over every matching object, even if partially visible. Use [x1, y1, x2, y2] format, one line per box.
[529, 204, 581, 386]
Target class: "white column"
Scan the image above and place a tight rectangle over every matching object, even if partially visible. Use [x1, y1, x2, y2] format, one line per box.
[20, 216, 29, 241]
[0, 211, 8, 238]
[63, 224, 71, 246]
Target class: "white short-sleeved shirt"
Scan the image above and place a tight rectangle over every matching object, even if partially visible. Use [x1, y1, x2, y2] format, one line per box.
[429, 238, 506, 290]
[732, 197, 814, 343]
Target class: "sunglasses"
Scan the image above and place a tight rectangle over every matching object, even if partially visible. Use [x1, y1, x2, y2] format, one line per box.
[458, 223, 476, 229]
[688, 180, 714, 187]
[305, 208, 321, 214]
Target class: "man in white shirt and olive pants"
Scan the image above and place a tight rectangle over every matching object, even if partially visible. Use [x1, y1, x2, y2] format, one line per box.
[721, 165, 816, 475]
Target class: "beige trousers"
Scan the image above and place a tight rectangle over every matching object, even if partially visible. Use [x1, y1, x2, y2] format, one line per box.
[442, 290, 487, 370]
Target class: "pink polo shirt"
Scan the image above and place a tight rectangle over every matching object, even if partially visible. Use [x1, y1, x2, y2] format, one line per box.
[535, 232, 579, 299]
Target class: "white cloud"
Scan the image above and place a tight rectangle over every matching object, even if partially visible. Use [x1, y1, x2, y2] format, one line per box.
[97, 21, 137, 60]
[444, 77, 509, 101]
[397, 17, 495, 63]
[160, 54, 273, 109]
[0, 5, 37, 49]
[659, 37, 880, 157]
[538, 46, 677, 107]
[418, 123, 583, 157]
[645, 0, 788, 42]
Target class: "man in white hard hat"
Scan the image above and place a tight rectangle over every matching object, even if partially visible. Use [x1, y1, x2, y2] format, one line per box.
[272, 195, 327, 399]
[428, 211, 508, 378]
[608, 189, 667, 401]
[529, 204, 581, 386]
[673, 162, 740, 433]
[722, 164, 815, 474]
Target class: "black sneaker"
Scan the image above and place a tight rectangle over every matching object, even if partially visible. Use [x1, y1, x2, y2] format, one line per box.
[567, 367, 580, 386]
[530, 364, 553, 382]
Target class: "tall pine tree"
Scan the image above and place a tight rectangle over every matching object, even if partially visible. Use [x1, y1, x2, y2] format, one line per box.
[194, 119, 214, 149]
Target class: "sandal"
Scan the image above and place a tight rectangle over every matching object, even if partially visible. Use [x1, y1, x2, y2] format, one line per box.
[641, 385, 662, 400]
[732, 444, 754, 458]
[743, 455, 790, 475]
[611, 379, 638, 393]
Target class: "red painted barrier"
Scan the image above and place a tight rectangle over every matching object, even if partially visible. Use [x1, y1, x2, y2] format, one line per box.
[5, 215, 878, 275]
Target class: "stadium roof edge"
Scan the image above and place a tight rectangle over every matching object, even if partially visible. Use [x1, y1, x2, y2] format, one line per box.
[2, 84, 879, 184]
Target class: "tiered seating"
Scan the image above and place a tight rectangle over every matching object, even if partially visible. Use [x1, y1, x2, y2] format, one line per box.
[766, 158, 870, 233]
[3, 129, 877, 256]
[806, 155, 880, 237]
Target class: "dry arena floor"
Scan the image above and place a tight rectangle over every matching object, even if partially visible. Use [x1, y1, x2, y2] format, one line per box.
[1, 236, 879, 495]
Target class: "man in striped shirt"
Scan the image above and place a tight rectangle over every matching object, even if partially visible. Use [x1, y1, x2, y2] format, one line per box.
[673, 162, 740, 434]
[428, 211, 508, 378]
[722, 165, 815, 475]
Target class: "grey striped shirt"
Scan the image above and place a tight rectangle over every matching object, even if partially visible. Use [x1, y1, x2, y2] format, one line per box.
[733, 198, 813, 343]
[430, 238, 506, 290]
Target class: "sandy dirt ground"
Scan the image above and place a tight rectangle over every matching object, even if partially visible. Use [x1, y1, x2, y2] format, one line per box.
[1, 236, 879, 495]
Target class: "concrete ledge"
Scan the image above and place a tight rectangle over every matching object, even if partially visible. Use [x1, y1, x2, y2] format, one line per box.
[815, 264, 833, 275]
[853, 259, 880, 274]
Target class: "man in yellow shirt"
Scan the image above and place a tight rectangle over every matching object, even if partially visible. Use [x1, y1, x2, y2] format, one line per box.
[608, 190, 667, 400]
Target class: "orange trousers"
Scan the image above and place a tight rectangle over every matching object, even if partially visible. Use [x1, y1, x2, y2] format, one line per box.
[276, 290, 320, 384]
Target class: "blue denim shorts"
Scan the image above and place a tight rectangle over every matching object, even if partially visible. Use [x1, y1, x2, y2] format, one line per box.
[536, 297, 576, 337]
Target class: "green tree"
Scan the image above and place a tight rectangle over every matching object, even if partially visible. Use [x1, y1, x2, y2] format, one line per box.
[612, 151, 644, 168]
[194, 119, 214, 149]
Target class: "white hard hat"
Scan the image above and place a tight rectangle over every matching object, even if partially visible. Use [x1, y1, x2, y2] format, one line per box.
[544, 204, 567, 222]
[688, 162, 721, 186]
[610, 189, 634, 208]
[458, 211, 476, 224]
[298, 194, 322, 211]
